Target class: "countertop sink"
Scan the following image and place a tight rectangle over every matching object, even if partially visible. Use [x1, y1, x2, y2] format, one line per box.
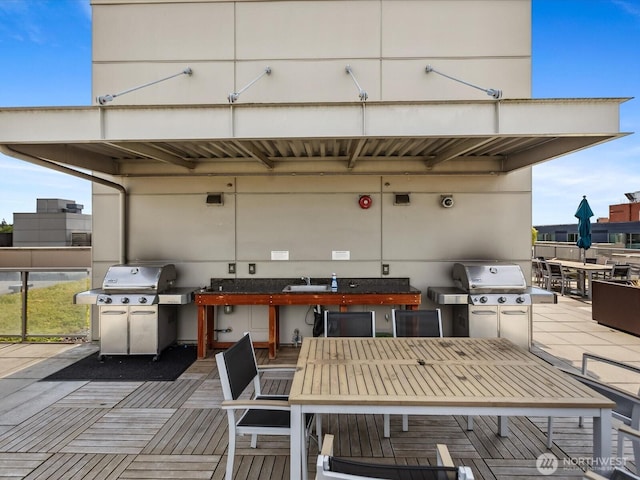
[282, 284, 331, 292]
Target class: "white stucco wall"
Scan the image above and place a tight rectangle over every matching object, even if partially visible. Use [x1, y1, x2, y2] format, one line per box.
[92, 0, 531, 104]
[88, 0, 534, 342]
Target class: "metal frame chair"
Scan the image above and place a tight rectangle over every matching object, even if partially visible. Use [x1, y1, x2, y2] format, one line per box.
[609, 264, 632, 280]
[392, 308, 443, 338]
[324, 310, 376, 338]
[584, 464, 640, 480]
[384, 309, 443, 436]
[548, 354, 640, 471]
[215, 332, 314, 480]
[542, 261, 577, 295]
[316, 433, 474, 480]
[320, 311, 375, 444]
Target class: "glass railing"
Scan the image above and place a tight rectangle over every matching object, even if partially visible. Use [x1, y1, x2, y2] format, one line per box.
[0, 268, 91, 341]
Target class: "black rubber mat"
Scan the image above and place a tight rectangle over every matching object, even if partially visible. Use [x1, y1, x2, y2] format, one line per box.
[41, 344, 197, 382]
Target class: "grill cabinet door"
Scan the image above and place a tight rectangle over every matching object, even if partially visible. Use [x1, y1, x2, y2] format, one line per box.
[129, 306, 159, 355]
[468, 306, 498, 338]
[498, 306, 530, 348]
[99, 308, 129, 355]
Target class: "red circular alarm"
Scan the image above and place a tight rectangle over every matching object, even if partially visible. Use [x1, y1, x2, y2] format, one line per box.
[359, 195, 372, 209]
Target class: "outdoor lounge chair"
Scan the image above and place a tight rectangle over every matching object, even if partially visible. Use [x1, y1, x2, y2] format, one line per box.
[316, 433, 475, 480]
[215, 332, 314, 480]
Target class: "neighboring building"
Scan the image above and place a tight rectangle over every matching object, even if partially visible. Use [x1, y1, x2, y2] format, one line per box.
[0, 0, 628, 343]
[12, 199, 91, 247]
[609, 192, 640, 223]
[535, 192, 640, 249]
[535, 221, 640, 249]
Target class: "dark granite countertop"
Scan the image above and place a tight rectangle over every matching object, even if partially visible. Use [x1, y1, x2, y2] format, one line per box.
[202, 277, 420, 294]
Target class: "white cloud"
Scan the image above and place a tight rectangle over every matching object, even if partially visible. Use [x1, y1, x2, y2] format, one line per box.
[612, 0, 640, 18]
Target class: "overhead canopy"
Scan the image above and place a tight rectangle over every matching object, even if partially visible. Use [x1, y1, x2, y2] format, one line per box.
[0, 98, 629, 177]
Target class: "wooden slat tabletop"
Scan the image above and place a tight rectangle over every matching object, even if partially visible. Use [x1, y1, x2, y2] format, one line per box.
[289, 337, 614, 409]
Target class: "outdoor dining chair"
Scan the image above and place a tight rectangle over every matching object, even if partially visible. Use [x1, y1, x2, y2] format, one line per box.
[547, 354, 640, 470]
[316, 433, 475, 480]
[542, 261, 576, 295]
[324, 310, 376, 337]
[320, 310, 375, 443]
[215, 332, 315, 480]
[384, 309, 442, 436]
[609, 264, 632, 280]
[584, 465, 640, 480]
[392, 308, 443, 338]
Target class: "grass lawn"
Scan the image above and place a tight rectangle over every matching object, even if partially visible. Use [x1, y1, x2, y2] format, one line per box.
[0, 278, 90, 336]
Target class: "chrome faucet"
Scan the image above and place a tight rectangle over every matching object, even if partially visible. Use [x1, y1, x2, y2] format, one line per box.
[301, 276, 311, 285]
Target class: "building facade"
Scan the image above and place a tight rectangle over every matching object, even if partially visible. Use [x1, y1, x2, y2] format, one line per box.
[0, 0, 628, 342]
[12, 198, 91, 247]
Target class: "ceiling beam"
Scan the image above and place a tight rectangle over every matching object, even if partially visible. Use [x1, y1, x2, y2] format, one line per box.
[231, 141, 274, 169]
[348, 139, 367, 169]
[426, 137, 496, 168]
[503, 135, 616, 172]
[105, 142, 196, 170]
[10, 143, 119, 175]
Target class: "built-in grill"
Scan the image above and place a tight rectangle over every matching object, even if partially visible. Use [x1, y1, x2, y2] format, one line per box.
[428, 262, 554, 349]
[74, 263, 194, 360]
[452, 262, 530, 306]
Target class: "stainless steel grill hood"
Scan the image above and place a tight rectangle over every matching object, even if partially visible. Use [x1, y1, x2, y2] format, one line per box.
[452, 262, 527, 294]
[102, 264, 176, 292]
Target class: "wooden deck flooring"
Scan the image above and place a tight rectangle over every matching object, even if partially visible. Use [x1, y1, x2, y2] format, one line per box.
[0, 346, 636, 479]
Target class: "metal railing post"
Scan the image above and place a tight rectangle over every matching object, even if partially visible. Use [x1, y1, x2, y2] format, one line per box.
[21, 270, 28, 341]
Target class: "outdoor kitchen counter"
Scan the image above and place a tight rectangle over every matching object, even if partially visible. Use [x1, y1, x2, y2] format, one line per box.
[194, 278, 421, 359]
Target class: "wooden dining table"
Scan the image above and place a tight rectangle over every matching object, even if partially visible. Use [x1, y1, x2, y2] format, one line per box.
[288, 337, 614, 480]
[549, 259, 612, 299]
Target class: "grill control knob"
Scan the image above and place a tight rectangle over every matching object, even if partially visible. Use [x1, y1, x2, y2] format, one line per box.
[121, 297, 130, 304]
[498, 296, 506, 304]
[479, 296, 488, 304]
[139, 297, 148, 304]
[100, 296, 112, 304]
[516, 296, 525, 304]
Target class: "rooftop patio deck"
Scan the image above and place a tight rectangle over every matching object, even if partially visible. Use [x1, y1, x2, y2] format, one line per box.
[1, 295, 639, 479]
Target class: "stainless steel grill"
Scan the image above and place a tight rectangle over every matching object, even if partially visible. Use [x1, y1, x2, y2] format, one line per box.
[427, 262, 551, 349]
[452, 262, 530, 305]
[74, 263, 194, 360]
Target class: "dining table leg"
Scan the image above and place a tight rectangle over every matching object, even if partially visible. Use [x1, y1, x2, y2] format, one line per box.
[587, 272, 595, 300]
[592, 408, 612, 472]
[290, 405, 304, 480]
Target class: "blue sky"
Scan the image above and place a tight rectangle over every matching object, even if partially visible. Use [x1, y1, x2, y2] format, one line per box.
[0, 0, 638, 225]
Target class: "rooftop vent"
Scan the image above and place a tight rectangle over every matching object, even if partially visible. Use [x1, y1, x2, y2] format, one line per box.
[624, 192, 640, 203]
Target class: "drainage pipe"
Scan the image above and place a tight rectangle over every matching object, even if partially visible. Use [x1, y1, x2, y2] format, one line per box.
[0, 145, 128, 264]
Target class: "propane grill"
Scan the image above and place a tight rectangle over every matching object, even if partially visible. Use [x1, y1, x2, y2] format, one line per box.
[98, 264, 177, 306]
[452, 262, 530, 305]
[74, 263, 195, 360]
[427, 262, 555, 349]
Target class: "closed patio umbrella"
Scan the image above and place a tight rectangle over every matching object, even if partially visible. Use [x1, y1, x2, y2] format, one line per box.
[575, 195, 594, 263]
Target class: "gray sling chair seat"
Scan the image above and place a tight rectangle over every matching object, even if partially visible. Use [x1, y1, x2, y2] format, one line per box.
[316, 433, 475, 480]
[215, 332, 315, 480]
[324, 310, 376, 338]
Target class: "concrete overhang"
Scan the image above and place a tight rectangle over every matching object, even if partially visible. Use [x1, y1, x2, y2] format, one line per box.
[0, 98, 630, 177]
